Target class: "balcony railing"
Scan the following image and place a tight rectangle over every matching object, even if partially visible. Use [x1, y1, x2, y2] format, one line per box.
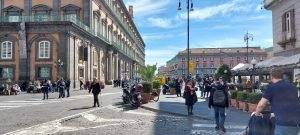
[277, 31, 296, 47]
[0, 15, 143, 65]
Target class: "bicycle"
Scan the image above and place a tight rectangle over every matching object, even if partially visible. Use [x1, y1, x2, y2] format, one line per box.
[151, 91, 159, 102]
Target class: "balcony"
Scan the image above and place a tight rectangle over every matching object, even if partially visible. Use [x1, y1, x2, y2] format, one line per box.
[277, 31, 296, 48]
[0, 15, 143, 65]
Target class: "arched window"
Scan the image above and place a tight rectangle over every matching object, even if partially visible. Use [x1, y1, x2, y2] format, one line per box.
[1, 41, 13, 59]
[38, 41, 50, 59]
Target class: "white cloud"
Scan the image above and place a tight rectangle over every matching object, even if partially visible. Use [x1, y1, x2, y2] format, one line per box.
[142, 33, 174, 41]
[178, 0, 252, 21]
[147, 17, 179, 28]
[247, 14, 271, 21]
[145, 46, 185, 66]
[124, 0, 171, 17]
[211, 25, 232, 30]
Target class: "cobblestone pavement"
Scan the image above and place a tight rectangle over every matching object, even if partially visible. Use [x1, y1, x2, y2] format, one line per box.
[5, 104, 245, 135]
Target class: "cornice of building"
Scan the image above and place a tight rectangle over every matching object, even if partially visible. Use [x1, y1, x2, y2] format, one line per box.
[264, 0, 281, 10]
[118, 0, 145, 47]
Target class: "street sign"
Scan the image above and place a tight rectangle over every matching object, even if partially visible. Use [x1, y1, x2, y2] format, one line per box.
[189, 62, 194, 74]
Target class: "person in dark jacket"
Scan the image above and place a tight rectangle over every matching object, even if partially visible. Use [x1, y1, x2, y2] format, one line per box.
[184, 79, 197, 115]
[204, 77, 212, 98]
[208, 80, 229, 133]
[89, 78, 101, 107]
[175, 79, 181, 97]
[41, 80, 50, 100]
[58, 78, 65, 98]
[65, 80, 71, 97]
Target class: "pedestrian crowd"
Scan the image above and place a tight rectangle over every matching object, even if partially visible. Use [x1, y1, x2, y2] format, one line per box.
[164, 69, 300, 134]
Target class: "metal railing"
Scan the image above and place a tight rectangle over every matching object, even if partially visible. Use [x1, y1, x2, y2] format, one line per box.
[0, 15, 143, 65]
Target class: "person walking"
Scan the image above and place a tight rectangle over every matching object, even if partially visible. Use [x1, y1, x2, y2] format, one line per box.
[204, 77, 212, 98]
[89, 78, 102, 107]
[175, 79, 182, 97]
[41, 80, 50, 100]
[65, 79, 71, 97]
[80, 80, 83, 90]
[58, 78, 66, 98]
[184, 79, 197, 115]
[199, 79, 205, 98]
[208, 79, 229, 133]
[255, 69, 300, 135]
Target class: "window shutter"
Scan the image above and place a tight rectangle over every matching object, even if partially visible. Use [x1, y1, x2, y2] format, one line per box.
[79, 46, 84, 60]
[282, 13, 286, 32]
[83, 47, 88, 61]
[0, 68, 2, 78]
[291, 9, 295, 37]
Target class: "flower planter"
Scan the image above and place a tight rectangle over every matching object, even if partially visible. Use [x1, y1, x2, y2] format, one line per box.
[248, 103, 257, 112]
[230, 99, 237, 108]
[141, 93, 151, 104]
[170, 88, 176, 95]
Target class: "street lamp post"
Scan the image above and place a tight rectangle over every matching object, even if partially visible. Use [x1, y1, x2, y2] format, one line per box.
[244, 32, 253, 64]
[56, 58, 64, 79]
[178, 0, 194, 78]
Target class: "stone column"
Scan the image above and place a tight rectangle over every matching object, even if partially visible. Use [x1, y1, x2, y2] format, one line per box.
[108, 50, 113, 83]
[114, 53, 119, 80]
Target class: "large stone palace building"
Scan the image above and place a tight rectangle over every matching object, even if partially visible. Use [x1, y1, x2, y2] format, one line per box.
[166, 47, 267, 78]
[0, 0, 145, 88]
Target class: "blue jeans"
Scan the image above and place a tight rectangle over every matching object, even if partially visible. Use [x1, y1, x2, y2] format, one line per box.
[58, 87, 65, 98]
[275, 125, 300, 135]
[214, 107, 226, 128]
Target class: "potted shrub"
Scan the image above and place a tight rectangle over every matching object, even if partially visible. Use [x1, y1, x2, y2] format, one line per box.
[237, 91, 248, 112]
[137, 64, 157, 104]
[168, 81, 176, 95]
[229, 90, 238, 108]
[246, 93, 262, 112]
[141, 82, 152, 103]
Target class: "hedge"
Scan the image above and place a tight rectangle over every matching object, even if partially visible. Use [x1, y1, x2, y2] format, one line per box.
[237, 91, 248, 102]
[230, 91, 237, 99]
[246, 93, 262, 104]
[152, 81, 161, 89]
[142, 82, 152, 93]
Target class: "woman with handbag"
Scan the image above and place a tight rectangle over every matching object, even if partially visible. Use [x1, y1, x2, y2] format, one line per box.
[184, 79, 198, 115]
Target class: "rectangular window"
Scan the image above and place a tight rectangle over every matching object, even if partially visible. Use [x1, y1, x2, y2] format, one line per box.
[0, 67, 13, 79]
[79, 68, 84, 78]
[66, 14, 77, 22]
[286, 12, 291, 34]
[93, 51, 98, 66]
[38, 67, 50, 78]
[94, 16, 99, 34]
[210, 62, 214, 68]
[39, 41, 50, 59]
[1, 41, 13, 59]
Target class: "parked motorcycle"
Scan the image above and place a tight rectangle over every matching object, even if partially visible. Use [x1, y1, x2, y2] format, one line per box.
[122, 84, 142, 108]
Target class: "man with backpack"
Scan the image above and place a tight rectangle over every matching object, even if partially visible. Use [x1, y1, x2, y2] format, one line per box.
[255, 69, 300, 135]
[208, 79, 229, 133]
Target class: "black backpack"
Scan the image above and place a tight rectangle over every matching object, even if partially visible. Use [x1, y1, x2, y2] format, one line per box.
[213, 89, 226, 106]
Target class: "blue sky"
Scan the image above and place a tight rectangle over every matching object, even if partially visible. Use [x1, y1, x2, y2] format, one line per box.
[124, 0, 273, 67]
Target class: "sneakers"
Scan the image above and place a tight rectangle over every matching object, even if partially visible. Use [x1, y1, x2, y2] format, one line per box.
[220, 126, 226, 133]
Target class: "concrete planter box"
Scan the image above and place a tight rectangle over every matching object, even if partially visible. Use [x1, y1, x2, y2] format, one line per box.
[141, 93, 151, 104]
[170, 88, 176, 95]
[230, 99, 238, 108]
[238, 101, 248, 112]
[248, 103, 257, 112]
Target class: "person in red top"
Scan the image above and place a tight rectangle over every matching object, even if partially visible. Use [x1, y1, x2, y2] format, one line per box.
[183, 79, 197, 115]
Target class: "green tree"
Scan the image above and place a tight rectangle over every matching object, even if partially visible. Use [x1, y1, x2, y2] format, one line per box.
[137, 64, 157, 82]
[215, 64, 232, 82]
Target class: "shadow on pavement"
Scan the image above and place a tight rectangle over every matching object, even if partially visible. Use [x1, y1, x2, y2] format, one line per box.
[69, 106, 94, 111]
[112, 102, 137, 111]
